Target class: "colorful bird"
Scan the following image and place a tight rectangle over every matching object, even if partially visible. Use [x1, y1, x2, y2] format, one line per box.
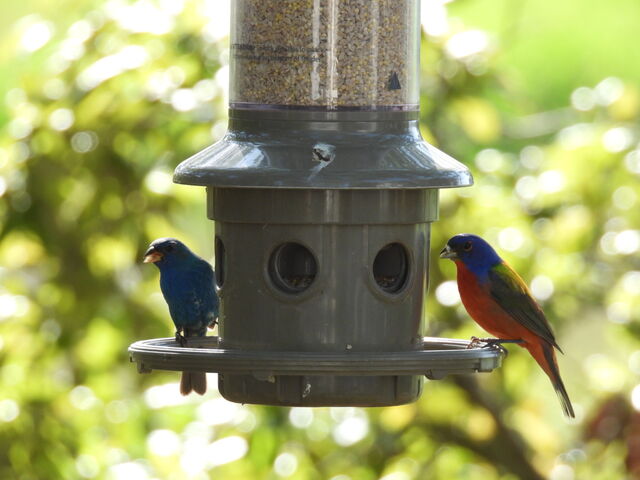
[144, 238, 218, 395]
[440, 233, 575, 418]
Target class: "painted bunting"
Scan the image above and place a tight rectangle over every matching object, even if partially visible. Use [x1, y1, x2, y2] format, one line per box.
[144, 238, 218, 395]
[440, 233, 575, 418]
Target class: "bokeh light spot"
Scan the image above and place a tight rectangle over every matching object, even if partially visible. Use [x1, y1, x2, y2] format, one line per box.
[147, 429, 181, 457]
[194, 79, 218, 102]
[445, 30, 489, 58]
[109, 0, 175, 35]
[211, 120, 227, 141]
[76, 454, 99, 479]
[614, 230, 640, 254]
[207, 436, 248, 467]
[197, 397, 243, 426]
[68, 19, 94, 41]
[595, 77, 624, 105]
[0, 399, 20, 422]
[77, 45, 149, 90]
[585, 354, 625, 392]
[214, 65, 230, 103]
[498, 227, 524, 252]
[515, 176, 538, 200]
[144, 168, 173, 195]
[20, 19, 54, 52]
[332, 409, 369, 446]
[570, 86, 596, 111]
[629, 351, 640, 375]
[49, 108, 75, 131]
[202, 0, 231, 41]
[531, 275, 554, 301]
[70, 385, 99, 410]
[170, 88, 198, 112]
[520, 145, 544, 169]
[0, 294, 30, 320]
[8, 118, 34, 140]
[5, 87, 27, 108]
[631, 384, 640, 411]
[613, 186, 637, 210]
[145, 383, 190, 408]
[606, 302, 631, 324]
[475, 149, 503, 172]
[380, 473, 411, 480]
[599, 231, 617, 256]
[622, 271, 640, 295]
[435, 281, 460, 306]
[289, 407, 314, 428]
[538, 170, 566, 193]
[624, 150, 640, 174]
[557, 123, 594, 149]
[107, 461, 150, 480]
[550, 464, 574, 480]
[602, 127, 633, 153]
[274, 452, 298, 477]
[71, 131, 99, 153]
[105, 400, 130, 423]
[420, 0, 449, 37]
[43, 78, 67, 100]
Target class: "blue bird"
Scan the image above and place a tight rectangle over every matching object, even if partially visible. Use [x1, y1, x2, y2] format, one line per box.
[143, 238, 218, 395]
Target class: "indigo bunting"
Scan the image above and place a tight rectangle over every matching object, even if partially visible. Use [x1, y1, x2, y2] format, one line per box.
[144, 238, 218, 395]
[440, 233, 575, 418]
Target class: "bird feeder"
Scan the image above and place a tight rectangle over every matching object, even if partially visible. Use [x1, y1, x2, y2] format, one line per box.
[129, 0, 503, 406]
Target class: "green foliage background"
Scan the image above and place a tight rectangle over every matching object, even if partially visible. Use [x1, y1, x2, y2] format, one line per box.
[1, 1, 639, 479]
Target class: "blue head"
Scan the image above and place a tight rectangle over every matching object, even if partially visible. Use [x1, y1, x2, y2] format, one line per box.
[143, 238, 199, 271]
[439, 234, 503, 275]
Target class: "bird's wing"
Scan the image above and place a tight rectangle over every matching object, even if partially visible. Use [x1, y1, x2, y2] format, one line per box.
[160, 262, 217, 334]
[192, 259, 219, 323]
[487, 262, 561, 351]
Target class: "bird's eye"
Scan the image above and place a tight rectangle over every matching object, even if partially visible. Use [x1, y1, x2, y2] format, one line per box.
[166, 244, 174, 252]
[463, 241, 472, 251]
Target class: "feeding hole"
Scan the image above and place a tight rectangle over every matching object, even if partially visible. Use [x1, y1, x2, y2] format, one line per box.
[268, 243, 317, 294]
[215, 236, 225, 287]
[373, 243, 409, 294]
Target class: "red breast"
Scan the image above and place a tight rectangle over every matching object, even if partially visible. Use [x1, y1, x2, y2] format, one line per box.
[454, 260, 531, 342]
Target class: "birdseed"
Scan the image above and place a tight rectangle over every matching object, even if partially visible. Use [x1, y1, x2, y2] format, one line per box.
[230, 0, 419, 109]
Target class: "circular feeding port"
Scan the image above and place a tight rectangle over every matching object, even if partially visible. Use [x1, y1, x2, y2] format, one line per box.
[268, 243, 317, 294]
[373, 243, 409, 294]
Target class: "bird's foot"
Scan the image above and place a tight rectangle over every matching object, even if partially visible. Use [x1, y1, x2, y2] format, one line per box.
[175, 331, 187, 347]
[467, 337, 523, 356]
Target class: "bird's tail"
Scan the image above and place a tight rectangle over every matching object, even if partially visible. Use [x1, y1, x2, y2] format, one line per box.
[525, 340, 575, 418]
[180, 371, 207, 396]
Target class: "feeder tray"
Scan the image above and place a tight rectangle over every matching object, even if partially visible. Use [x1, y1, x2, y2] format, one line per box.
[129, 336, 503, 406]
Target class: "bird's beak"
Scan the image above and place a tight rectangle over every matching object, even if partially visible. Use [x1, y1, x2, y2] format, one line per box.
[143, 246, 163, 263]
[439, 245, 458, 260]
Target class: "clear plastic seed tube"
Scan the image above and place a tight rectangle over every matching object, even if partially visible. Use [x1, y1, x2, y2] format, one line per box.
[230, 0, 420, 110]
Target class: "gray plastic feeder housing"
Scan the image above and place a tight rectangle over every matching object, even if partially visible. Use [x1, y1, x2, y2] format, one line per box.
[129, 0, 504, 406]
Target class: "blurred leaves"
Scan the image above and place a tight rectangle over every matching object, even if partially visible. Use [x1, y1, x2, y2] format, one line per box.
[0, 0, 639, 479]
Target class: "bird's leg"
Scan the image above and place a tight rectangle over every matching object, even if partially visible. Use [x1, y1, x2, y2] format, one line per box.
[175, 328, 187, 347]
[467, 336, 523, 356]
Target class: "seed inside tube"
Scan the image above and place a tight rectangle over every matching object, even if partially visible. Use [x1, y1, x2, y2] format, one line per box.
[230, 0, 419, 110]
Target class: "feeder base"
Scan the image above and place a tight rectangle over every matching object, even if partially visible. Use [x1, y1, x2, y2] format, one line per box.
[219, 373, 422, 407]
